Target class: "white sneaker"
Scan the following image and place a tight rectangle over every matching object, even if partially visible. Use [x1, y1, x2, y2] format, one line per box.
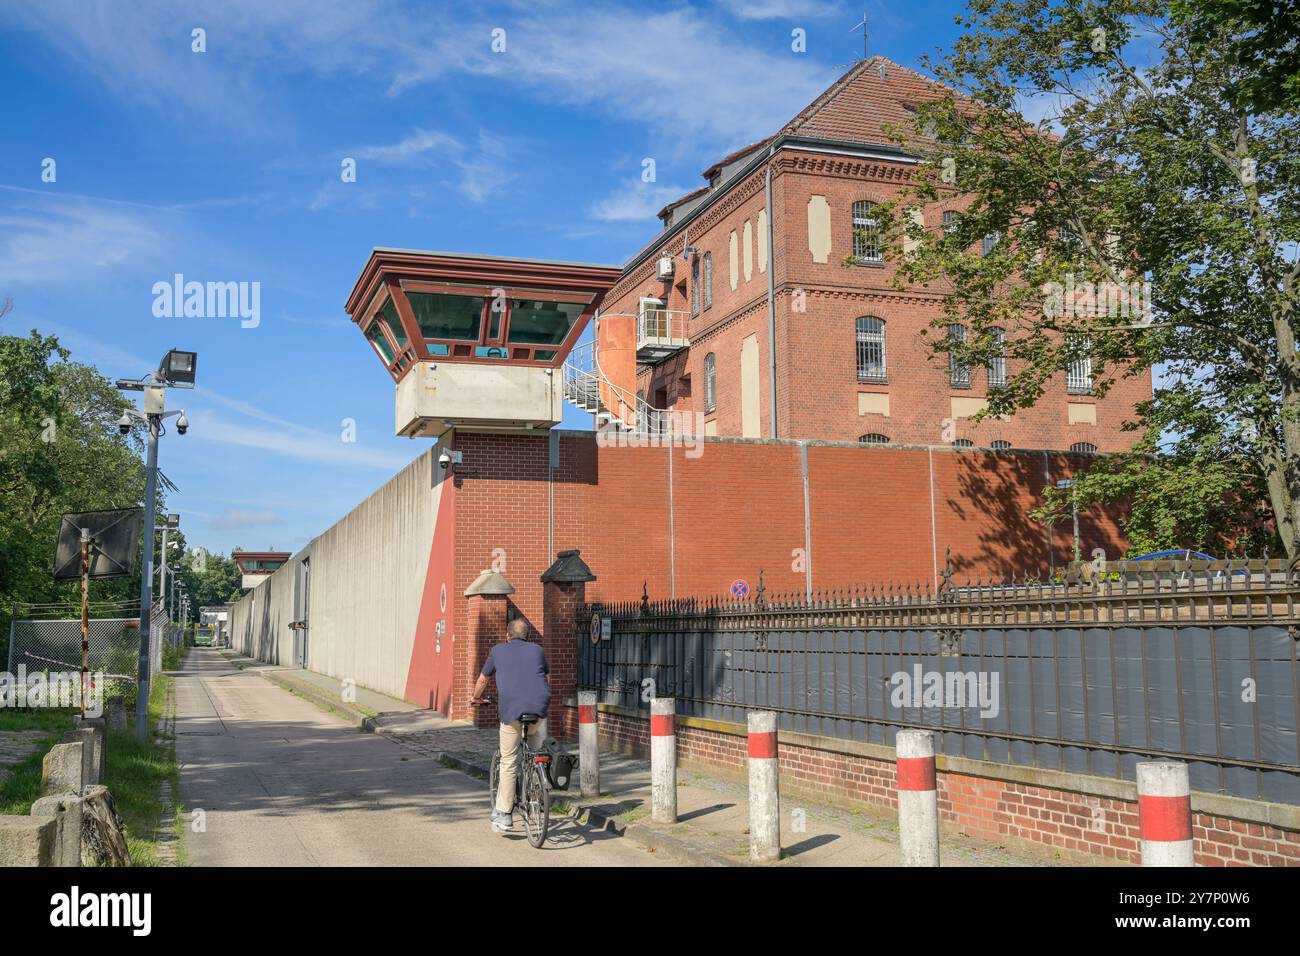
[491, 811, 513, 833]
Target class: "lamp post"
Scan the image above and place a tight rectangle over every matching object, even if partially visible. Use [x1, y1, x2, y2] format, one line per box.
[117, 349, 196, 742]
[159, 514, 179, 621]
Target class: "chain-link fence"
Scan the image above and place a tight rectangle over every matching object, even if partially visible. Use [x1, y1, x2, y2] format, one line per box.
[5, 602, 163, 682]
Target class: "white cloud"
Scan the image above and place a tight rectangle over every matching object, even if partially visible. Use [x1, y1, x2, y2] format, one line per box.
[4, 2, 837, 153]
[591, 180, 692, 222]
[357, 129, 461, 164]
[716, 0, 843, 21]
[0, 187, 177, 285]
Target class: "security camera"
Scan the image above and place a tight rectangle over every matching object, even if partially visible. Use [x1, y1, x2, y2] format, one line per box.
[176, 413, 189, 435]
[438, 451, 452, 470]
[118, 413, 132, 436]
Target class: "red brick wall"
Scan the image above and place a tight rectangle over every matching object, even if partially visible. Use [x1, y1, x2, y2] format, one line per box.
[594, 709, 1300, 867]
[449, 429, 1124, 731]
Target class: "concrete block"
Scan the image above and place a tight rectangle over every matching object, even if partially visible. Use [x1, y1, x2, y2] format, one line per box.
[40, 741, 85, 796]
[30, 794, 84, 867]
[73, 716, 106, 783]
[0, 816, 58, 866]
[61, 730, 95, 789]
[106, 696, 128, 731]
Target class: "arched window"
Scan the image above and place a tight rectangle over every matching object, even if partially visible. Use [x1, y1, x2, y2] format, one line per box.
[855, 316, 886, 382]
[704, 352, 717, 413]
[852, 201, 882, 262]
[988, 326, 1006, 388]
[952, 438, 974, 447]
[990, 440, 1011, 450]
[1070, 442, 1098, 453]
[859, 433, 890, 444]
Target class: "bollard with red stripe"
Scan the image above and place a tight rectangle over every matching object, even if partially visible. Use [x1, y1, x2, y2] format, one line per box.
[650, 697, 677, 823]
[895, 729, 940, 866]
[747, 711, 780, 861]
[578, 690, 600, 799]
[1137, 761, 1193, 866]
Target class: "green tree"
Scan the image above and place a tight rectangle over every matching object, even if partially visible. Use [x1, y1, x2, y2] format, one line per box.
[860, 0, 1299, 558]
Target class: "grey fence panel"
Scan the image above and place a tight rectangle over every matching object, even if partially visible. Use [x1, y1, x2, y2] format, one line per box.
[583, 565, 1300, 804]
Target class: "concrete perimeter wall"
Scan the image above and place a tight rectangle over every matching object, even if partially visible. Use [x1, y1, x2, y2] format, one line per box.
[230, 448, 444, 701]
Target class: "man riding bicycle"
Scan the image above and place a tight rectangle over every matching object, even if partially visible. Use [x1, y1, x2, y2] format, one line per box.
[469, 618, 551, 833]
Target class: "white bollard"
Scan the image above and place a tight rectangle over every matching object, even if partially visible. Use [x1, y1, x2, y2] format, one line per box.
[747, 711, 781, 862]
[895, 729, 940, 867]
[650, 697, 677, 824]
[1137, 761, 1194, 867]
[578, 690, 600, 799]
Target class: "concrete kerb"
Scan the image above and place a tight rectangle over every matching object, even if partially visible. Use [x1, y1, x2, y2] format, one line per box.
[258, 670, 371, 727]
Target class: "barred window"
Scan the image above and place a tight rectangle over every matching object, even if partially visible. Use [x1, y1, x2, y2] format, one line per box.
[691, 255, 700, 316]
[859, 433, 890, 444]
[943, 210, 960, 236]
[981, 231, 1000, 257]
[855, 316, 886, 382]
[991, 440, 1011, 450]
[952, 439, 974, 447]
[1067, 336, 1093, 393]
[1070, 442, 1098, 453]
[704, 352, 717, 412]
[948, 324, 970, 388]
[703, 252, 713, 310]
[852, 200, 882, 262]
[988, 326, 1007, 389]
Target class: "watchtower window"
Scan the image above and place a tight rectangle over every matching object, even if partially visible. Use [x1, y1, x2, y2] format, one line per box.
[380, 299, 409, 350]
[507, 299, 585, 346]
[407, 292, 485, 341]
[366, 322, 395, 363]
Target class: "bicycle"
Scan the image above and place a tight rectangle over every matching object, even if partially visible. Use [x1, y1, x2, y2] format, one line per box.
[471, 698, 551, 848]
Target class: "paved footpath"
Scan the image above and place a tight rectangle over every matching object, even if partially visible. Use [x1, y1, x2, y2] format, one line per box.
[174, 648, 666, 866]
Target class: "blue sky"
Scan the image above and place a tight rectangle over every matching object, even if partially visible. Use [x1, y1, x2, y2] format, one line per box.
[0, 0, 969, 557]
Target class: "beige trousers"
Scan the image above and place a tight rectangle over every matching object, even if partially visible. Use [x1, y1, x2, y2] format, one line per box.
[496, 718, 547, 814]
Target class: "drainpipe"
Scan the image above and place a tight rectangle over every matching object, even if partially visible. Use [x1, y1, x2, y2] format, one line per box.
[765, 144, 778, 439]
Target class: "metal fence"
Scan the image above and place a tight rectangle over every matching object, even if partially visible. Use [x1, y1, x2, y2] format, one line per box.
[6, 600, 165, 682]
[579, 562, 1300, 805]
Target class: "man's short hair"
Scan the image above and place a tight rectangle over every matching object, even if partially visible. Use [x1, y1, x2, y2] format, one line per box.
[507, 619, 529, 640]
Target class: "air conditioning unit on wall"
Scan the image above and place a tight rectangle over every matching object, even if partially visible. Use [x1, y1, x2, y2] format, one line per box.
[655, 256, 675, 280]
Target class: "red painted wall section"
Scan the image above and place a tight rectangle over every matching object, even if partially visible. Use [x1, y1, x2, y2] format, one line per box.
[404, 470, 457, 712]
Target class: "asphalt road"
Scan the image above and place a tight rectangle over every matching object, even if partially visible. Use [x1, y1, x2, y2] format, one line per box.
[174, 648, 664, 866]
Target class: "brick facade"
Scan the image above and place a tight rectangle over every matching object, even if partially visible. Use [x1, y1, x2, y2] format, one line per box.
[593, 708, 1300, 867]
[602, 57, 1153, 450]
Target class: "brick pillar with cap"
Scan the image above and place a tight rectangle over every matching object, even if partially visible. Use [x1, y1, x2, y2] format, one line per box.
[540, 549, 596, 741]
[458, 568, 515, 727]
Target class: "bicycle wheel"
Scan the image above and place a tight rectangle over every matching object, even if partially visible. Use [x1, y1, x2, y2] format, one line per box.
[488, 750, 501, 812]
[522, 761, 551, 848]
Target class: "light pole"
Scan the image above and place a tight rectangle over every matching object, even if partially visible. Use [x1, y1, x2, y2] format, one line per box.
[117, 349, 196, 742]
[1056, 478, 1080, 564]
[159, 514, 179, 621]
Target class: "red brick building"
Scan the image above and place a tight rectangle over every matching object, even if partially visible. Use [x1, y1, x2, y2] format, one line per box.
[602, 56, 1152, 451]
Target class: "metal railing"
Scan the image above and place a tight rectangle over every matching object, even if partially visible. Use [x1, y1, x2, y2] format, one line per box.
[579, 560, 1300, 805]
[562, 338, 679, 435]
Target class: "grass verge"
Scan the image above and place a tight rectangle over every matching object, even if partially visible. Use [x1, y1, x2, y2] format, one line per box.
[103, 675, 184, 866]
[0, 709, 78, 815]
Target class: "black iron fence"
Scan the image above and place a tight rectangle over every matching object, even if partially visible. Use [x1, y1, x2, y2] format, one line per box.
[579, 562, 1300, 804]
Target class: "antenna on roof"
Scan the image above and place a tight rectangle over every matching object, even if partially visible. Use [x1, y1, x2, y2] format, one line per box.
[849, 11, 868, 61]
